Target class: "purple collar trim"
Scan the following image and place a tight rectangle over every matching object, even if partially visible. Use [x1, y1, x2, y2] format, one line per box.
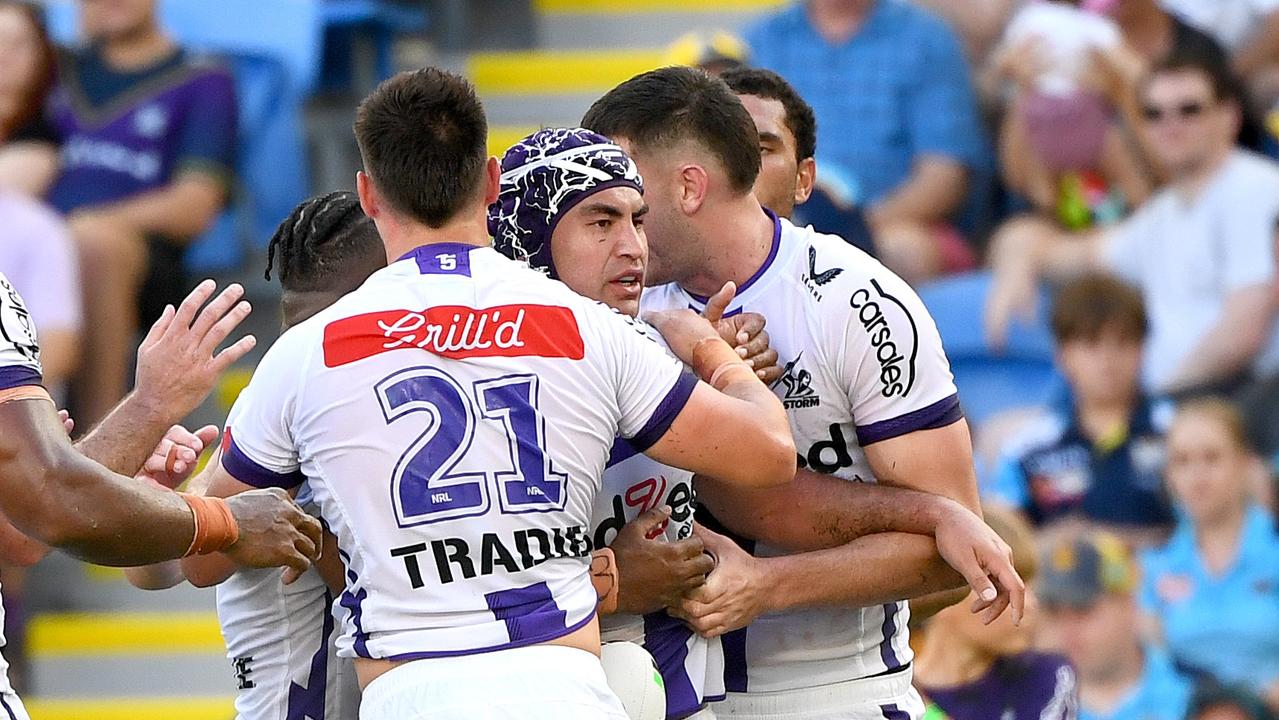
[687, 208, 782, 304]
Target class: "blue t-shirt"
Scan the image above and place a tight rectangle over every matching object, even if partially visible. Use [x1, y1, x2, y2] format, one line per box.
[1078, 648, 1191, 720]
[744, 0, 985, 208]
[1140, 505, 1279, 694]
[985, 400, 1174, 528]
[46, 44, 237, 214]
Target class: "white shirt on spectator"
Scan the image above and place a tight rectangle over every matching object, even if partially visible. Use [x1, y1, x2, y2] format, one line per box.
[0, 193, 81, 341]
[1102, 149, 1279, 389]
[1002, 1, 1121, 96]
[1161, 0, 1279, 51]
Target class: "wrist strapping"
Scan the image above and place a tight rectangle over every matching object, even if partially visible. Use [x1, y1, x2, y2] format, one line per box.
[709, 362, 755, 391]
[179, 494, 240, 556]
[590, 547, 620, 614]
[691, 336, 746, 384]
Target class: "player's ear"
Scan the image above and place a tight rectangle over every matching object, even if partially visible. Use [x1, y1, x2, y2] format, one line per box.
[795, 157, 816, 206]
[677, 163, 710, 216]
[356, 171, 378, 219]
[482, 156, 501, 206]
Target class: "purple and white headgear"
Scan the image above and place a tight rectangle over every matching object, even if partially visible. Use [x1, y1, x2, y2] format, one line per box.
[488, 127, 643, 278]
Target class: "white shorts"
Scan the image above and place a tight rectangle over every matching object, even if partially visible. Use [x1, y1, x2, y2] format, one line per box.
[359, 645, 630, 720]
[712, 667, 923, 720]
[0, 691, 29, 720]
[683, 707, 718, 719]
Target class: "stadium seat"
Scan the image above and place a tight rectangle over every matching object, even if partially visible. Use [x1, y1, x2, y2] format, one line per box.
[319, 0, 428, 93]
[916, 271, 1060, 424]
[39, 0, 321, 271]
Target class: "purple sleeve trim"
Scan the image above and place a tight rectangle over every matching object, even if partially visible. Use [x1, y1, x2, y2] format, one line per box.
[223, 437, 304, 490]
[0, 366, 41, 391]
[855, 393, 963, 446]
[628, 370, 699, 452]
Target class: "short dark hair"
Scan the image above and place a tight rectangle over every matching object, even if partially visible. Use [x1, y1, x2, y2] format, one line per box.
[354, 68, 488, 228]
[720, 66, 817, 164]
[581, 66, 760, 194]
[1144, 49, 1239, 104]
[1050, 274, 1148, 343]
[265, 191, 383, 292]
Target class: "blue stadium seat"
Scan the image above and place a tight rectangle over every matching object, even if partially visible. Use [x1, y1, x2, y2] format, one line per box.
[39, 0, 321, 272]
[319, 1, 428, 93]
[916, 271, 1060, 424]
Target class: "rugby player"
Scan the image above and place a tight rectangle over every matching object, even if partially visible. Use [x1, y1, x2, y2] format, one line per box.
[196, 68, 797, 719]
[490, 127, 1026, 720]
[584, 67, 1022, 719]
[0, 278, 323, 718]
[157, 192, 385, 719]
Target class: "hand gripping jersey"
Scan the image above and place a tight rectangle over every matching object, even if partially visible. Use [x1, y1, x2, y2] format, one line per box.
[216, 492, 358, 720]
[0, 272, 41, 702]
[224, 244, 697, 661]
[596, 341, 724, 719]
[641, 215, 961, 693]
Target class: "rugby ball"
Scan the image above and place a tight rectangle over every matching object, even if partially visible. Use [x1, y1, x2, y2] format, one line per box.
[601, 641, 666, 720]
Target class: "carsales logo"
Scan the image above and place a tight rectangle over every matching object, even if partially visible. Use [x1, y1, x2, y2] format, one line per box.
[323, 304, 585, 367]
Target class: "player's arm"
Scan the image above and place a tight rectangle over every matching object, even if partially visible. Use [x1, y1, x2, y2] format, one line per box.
[0, 393, 317, 570]
[640, 308, 795, 488]
[181, 462, 264, 587]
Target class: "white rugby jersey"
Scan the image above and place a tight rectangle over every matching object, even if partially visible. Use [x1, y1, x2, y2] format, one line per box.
[0, 272, 41, 696]
[216, 494, 358, 720]
[596, 438, 724, 718]
[224, 243, 697, 661]
[642, 214, 961, 693]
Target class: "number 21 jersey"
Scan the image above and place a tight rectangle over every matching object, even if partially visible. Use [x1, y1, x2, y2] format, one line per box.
[224, 244, 697, 662]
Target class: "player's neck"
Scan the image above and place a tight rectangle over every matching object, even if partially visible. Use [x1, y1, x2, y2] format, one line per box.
[680, 197, 775, 298]
[101, 24, 175, 70]
[379, 208, 492, 263]
[914, 631, 996, 689]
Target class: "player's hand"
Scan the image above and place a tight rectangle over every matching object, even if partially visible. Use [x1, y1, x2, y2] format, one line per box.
[134, 279, 257, 422]
[643, 308, 723, 368]
[700, 282, 781, 383]
[222, 489, 322, 583]
[669, 523, 769, 638]
[57, 409, 74, 435]
[137, 425, 219, 490]
[611, 506, 715, 615]
[933, 504, 1025, 626]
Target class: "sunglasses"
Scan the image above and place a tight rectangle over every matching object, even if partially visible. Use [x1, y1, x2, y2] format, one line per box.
[1141, 100, 1209, 123]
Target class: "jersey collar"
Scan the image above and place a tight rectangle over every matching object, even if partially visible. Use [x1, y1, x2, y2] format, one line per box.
[396, 243, 483, 276]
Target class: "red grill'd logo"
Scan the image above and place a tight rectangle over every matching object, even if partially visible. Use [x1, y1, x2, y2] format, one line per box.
[323, 304, 585, 367]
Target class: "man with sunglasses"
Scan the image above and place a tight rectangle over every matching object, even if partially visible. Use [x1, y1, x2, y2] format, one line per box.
[987, 51, 1279, 398]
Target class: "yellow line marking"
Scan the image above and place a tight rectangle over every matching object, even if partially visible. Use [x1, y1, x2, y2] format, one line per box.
[29, 612, 223, 657]
[24, 696, 234, 720]
[469, 50, 666, 94]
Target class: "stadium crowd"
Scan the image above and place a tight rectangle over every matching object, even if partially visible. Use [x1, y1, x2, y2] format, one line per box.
[2, 0, 1279, 719]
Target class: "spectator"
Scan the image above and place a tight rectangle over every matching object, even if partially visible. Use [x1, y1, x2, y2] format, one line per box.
[910, 0, 1020, 63]
[986, 52, 1279, 397]
[744, 0, 988, 283]
[0, 193, 79, 396]
[1038, 530, 1193, 720]
[1140, 399, 1279, 710]
[1187, 685, 1276, 720]
[0, 0, 58, 197]
[1104, 0, 1267, 153]
[47, 0, 236, 426]
[1159, 0, 1279, 110]
[664, 30, 749, 76]
[915, 505, 1080, 720]
[987, 0, 1153, 227]
[720, 65, 876, 256]
[987, 274, 1174, 545]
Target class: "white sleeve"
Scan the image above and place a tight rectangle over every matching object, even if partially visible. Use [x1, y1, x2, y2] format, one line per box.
[221, 332, 307, 490]
[1099, 208, 1151, 287]
[838, 271, 961, 445]
[589, 304, 698, 451]
[1219, 177, 1279, 291]
[0, 273, 42, 390]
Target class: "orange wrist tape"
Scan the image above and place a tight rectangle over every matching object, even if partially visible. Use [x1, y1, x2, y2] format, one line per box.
[0, 385, 52, 405]
[709, 362, 756, 391]
[690, 336, 744, 383]
[590, 547, 620, 615]
[179, 494, 240, 556]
